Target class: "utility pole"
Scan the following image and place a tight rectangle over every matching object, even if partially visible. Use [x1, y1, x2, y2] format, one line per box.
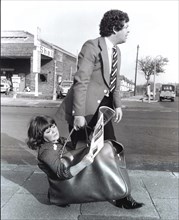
[53, 60, 57, 100]
[33, 27, 41, 97]
[153, 55, 160, 100]
[153, 61, 156, 101]
[134, 45, 139, 96]
[70, 66, 72, 80]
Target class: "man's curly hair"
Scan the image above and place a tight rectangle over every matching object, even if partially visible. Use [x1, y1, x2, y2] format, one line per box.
[99, 9, 129, 37]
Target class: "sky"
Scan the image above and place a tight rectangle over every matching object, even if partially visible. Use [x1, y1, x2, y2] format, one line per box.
[1, 0, 179, 85]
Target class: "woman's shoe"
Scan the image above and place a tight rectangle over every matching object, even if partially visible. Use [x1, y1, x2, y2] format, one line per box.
[115, 195, 144, 209]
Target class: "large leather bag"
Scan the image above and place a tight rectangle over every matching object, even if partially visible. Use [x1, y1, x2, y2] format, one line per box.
[39, 139, 131, 205]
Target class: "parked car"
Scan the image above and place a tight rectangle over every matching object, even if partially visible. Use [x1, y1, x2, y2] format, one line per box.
[57, 80, 73, 98]
[176, 85, 179, 97]
[0, 77, 11, 95]
[159, 84, 175, 102]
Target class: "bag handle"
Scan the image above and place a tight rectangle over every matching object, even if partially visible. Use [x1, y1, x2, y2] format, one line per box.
[60, 126, 90, 157]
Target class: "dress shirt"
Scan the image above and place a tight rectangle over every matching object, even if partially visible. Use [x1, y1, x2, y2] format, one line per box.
[104, 37, 115, 74]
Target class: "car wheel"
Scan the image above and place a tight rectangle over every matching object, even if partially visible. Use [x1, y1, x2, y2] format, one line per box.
[60, 92, 64, 99]
[171, 98, 174, 102]
[5, 90, 10, 95]
[159, 97, 162, 102]
[57, 93, 62, 99]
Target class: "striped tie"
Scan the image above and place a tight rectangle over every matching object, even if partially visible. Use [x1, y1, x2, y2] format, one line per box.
[109, 46, 118, 92]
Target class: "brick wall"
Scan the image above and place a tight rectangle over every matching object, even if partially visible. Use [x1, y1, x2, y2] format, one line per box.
[39, 58, 54, 95]
[28, 50, 77, 98]
[1, 43, 33, 57]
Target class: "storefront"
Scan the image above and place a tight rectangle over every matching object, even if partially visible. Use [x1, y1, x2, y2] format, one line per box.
[1, 30, 77, 98]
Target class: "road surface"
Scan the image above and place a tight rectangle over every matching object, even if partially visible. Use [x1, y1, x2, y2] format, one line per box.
[1, 98, 178, 171]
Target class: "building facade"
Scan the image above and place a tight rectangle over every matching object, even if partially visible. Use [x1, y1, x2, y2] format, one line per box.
[1, 30, 77, 98]
[120, 75, 134, 92]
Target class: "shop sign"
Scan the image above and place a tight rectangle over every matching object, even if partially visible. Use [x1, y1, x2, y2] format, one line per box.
[40, 46, 54, 58]
[12, 76, 20, 88]
[12, 76, 20, 84]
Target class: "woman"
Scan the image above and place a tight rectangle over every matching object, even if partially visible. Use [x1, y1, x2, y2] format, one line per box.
[27, 115, 94, 206]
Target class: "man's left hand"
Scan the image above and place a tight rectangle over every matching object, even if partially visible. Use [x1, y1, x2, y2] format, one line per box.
[114, 107, 123, 123]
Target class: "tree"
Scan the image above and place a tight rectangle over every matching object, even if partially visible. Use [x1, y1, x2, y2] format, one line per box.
[138, 56, 169, 84]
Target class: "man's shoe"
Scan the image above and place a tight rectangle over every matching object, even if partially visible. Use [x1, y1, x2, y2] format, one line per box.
[56, 204, 70, 208]
[58, 204, 70, 208]
[115, 195, 144, 209]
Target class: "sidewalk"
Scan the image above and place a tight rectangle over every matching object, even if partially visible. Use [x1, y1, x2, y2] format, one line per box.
[0, 95, 159, 108]
[1, 164, 178, 220]
[1, 96, 62, 108]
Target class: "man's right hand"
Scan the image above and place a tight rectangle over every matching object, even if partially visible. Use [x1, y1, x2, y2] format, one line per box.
[74, 116, 86, 130]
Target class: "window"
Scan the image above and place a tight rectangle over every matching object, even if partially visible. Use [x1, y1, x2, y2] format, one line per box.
[57, 52, 63, 62]
[39, 74, 47, 83]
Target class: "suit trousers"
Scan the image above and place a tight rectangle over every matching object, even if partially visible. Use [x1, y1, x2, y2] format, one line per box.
[69, 94, 116, 148]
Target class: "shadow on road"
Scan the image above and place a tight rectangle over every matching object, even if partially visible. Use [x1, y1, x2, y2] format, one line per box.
[1, 133, 50, 206]
[1, 133, 37, 165]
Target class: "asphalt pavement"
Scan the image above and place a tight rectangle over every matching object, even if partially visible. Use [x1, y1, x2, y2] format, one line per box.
[1, 95, 179, 220]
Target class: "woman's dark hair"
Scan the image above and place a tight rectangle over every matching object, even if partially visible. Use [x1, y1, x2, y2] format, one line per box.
[99, 9, 129, 37]
[27, 115, 56, 150]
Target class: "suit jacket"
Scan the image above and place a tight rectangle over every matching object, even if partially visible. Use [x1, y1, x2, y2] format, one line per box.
[55, 37, 122, 125]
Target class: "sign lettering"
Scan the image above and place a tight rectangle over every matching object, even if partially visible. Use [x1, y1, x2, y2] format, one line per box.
[40, 46, 54, 58]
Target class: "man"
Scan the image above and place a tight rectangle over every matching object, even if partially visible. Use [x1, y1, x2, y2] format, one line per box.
[55, 9, 144, 209]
